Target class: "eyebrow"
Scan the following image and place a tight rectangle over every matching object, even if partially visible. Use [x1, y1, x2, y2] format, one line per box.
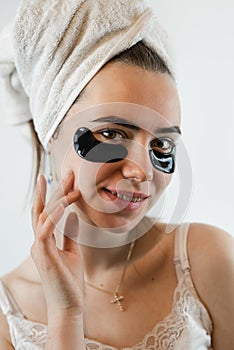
[92, 116, 182, 135]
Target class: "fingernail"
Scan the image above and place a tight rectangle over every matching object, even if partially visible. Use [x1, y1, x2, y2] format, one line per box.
[37, 174, 41, 185]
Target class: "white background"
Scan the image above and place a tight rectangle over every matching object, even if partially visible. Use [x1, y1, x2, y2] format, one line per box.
[0, 0, 233, 276]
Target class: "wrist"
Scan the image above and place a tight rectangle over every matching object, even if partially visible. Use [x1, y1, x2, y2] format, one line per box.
[46, 312, 85, 349]
[48, 308, 84, 324]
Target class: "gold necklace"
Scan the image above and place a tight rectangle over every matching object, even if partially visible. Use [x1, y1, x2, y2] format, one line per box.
[84, 240, 136, 312]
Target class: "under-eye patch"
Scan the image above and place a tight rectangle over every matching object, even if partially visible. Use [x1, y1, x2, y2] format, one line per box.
[149, 149, 175, 174]
[73, 127, 128, 163]
[73, 127, 176, 173]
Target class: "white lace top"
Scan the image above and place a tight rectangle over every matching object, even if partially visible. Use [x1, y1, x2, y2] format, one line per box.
[0, 223, 213, 349]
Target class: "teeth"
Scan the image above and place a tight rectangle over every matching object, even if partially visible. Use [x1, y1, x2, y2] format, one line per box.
[116, 192, 142, 202]
[132, 197, 142, 202]
[117, 193, 131, 201]
[107, 189, 143, 202]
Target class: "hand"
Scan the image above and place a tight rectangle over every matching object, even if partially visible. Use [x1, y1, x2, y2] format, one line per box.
[31, 170, 84, 318]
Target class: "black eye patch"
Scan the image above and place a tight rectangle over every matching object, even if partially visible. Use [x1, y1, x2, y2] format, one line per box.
[149, 149, 176, 174]
[73, 127, 127, 163]
[73, 127, 176, 173]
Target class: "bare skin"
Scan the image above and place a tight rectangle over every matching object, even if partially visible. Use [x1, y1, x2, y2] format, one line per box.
[1, 220, 234, 349]
[0, 64, 233, 349]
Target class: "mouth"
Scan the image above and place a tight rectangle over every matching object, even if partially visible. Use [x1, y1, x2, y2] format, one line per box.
[103, 188, 149, 203]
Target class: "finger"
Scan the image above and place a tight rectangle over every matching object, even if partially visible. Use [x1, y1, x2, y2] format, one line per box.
[32, 175, 47, 232]
[44, 170, 79, 214]
[62, 188, 81, 207]
[44, 188, 81, 225]
[50, 170, 75, 202]
[61, 171, 82, 207]
[30, 232, 58, 266]
[61, 170, 76, 194]
[37, 170, 74, 216]
[38, 203, 65, 243]
[63, 212, 80, 253]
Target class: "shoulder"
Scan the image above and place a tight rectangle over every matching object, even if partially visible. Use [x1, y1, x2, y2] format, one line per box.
[0, 277, 14, 348]
[0, 260, 47, 326]
[0, 257, 42, 306]
[0, 263, 40, 348]
[187, 222, 234, 282]
[187, 222, 234, 349]
[0, 266, 28, 309]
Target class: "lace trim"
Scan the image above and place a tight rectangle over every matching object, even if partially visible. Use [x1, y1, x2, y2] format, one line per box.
[83, 273, 212, 349]
[5, 273, 213, 350]
[8, 315, 47, 349]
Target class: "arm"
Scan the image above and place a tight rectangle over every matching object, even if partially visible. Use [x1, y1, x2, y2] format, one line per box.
[0, 309, 14, 349]
[46, 311, 85, 350]
[188, 223, 234, 350]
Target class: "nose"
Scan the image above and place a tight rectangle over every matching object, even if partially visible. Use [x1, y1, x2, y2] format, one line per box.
[121, 144, 153, 182]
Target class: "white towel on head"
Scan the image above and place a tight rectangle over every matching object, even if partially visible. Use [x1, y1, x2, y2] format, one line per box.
[0, 0, 174, 150]
[0, 20, 31, 124]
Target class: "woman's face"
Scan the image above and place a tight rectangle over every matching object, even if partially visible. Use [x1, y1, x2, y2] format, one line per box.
[50, 63, 181, 231]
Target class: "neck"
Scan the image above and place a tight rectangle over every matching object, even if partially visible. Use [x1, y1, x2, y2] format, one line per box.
[66, 216, 138, 278]
[70, 216, 156, 281]
[79, 241, 135, 279]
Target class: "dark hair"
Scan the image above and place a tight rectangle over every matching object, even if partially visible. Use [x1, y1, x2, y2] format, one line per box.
[28, 40, 173, 204]
[108, 40, 172, 76]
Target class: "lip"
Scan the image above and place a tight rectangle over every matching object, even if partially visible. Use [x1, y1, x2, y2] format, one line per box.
[102, 188, 149, 212]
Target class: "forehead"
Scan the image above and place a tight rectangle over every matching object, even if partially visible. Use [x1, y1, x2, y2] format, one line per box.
[59, 102, 181, 140]
[67, 63, 181, 126]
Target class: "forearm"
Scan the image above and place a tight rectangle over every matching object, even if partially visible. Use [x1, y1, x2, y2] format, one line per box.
[46, 312, 86, 350]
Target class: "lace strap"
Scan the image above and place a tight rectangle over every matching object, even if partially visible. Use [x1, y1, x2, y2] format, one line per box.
[173, 223, 191, 281]
[0, 279, 22, 317]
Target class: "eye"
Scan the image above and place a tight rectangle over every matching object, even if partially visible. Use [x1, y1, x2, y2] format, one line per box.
[96, 128, 127, 143]
[150, 137, 175, 154]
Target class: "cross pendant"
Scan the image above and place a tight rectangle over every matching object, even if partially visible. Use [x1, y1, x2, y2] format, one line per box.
[110, 292, 125, 311]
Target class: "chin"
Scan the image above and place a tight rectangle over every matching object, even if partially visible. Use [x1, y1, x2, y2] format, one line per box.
[83, 207, 147, 234]
[74, 193, 155, 233]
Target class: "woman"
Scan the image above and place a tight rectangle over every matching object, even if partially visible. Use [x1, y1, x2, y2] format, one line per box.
[0, 0, 233, 349]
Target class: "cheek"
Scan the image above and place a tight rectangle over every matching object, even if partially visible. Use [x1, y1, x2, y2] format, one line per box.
[73, 159, 109, 194]
[93, 163, 120, 182]
[56, 148, 84, 185]
[153, 171, 173, 194]
[58, 141, 119, 194]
